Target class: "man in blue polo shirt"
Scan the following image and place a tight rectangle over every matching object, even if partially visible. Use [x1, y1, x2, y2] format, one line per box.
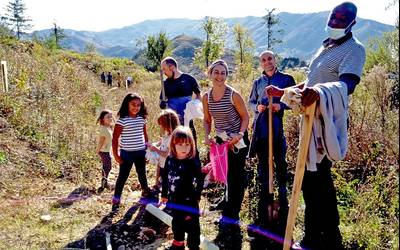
[248, 50, 295, 231]
[267, 2, 366, 249]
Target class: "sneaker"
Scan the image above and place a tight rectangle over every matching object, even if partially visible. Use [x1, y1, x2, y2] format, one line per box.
[101, 178, 107, 189]
[97, 186, 105, 193]
[165, 242, 185, 250]
[152, 183, 161, 193]
[111, 203, 120, 213]
[209, 200, 226, 211]
[141, 188, 151, 198]
[103, 178, 111, 189]
[291, 242, 304, 250]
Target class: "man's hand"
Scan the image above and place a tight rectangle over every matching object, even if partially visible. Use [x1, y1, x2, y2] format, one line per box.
[257, 104, 267, 113]
[159, 100, 167, 109]
[271, 103, 281, 112]
[265, 85, 284, 97]
[301, 87, 319, 107]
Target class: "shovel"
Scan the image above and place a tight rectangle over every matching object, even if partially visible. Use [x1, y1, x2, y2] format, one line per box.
[267, 95, 275, 221]
[283, 102, 316, 250]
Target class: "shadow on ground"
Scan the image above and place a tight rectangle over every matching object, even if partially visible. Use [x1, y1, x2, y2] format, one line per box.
[65, 194, 169, 249]
[54, 186, 97, 209]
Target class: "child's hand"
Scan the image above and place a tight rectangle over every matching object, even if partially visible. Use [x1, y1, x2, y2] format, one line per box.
[148, 145, 158, 151]
[204, 136, 215, 146]
[160, 197, 168, 204]
[114, 155, 123, 164]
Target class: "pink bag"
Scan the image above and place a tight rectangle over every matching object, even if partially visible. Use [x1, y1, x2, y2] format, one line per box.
[204, 142, 229, 184]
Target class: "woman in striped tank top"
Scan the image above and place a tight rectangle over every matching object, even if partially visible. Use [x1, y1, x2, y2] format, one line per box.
[202, 60, 250, 230]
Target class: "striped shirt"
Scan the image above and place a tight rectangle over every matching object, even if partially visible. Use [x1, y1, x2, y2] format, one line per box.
[306, 37, 365, 87]
[116, 116, 146, 151]
[208, 86, 241, 135]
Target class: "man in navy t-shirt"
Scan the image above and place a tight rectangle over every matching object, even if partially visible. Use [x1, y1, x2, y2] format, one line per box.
[160, 57, 201, 143]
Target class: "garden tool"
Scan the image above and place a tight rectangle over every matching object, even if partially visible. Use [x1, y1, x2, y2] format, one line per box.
[283, 102, 316, 250]
[267, 96, 281, 224]
[267, 95, 275, 221]
[159, 69, 168, 109]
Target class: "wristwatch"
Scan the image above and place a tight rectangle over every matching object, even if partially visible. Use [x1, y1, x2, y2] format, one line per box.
[238, 131, 244, 137]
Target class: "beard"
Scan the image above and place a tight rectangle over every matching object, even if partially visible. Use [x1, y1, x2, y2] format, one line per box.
[265, 65, 276, 72]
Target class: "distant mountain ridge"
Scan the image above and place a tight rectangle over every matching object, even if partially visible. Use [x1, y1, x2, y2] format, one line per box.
[32, 12, 394, 60]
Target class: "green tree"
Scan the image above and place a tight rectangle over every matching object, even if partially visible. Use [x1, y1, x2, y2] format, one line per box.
[84, 42, 97, 54]
[52, 21, 65, 48]
[262, 8, 283, 50]
[2, 0, 32, 39]
[232, 24, 255, 80]
[365, 1, 399, 109]
[194, 17, 227, 70]
[144, 31, 172, 99]
[145, 31, 172, 71]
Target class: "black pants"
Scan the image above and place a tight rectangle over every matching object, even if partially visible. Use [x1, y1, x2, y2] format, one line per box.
[301, 157, 343, 250]
[255, 136, 288, 225]
[217, 133, 249, 221]
[113, 150, 148, 203]
[172, 201, 200, 249]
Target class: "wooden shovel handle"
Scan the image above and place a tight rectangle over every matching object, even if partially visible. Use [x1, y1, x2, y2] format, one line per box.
[160, 69, 167, 102]
[283, 102, 316, 250]
[268, 95, 274, 195]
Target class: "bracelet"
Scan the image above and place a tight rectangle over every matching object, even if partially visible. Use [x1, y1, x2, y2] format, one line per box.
[238, 131, 244, 137]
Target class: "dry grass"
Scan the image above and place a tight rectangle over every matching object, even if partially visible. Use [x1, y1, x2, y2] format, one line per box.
[0, 38, 398, 249]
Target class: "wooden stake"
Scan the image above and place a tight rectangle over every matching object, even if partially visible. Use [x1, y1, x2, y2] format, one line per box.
[1, 61, 8, 92]
[268, 96, 274, 194]
[160, 69, 167, 107]
[268, 95, 274, 219]
[283, 102, 316, 250]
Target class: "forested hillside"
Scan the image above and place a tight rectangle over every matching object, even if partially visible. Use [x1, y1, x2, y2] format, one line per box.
[0, 23, 398, 250]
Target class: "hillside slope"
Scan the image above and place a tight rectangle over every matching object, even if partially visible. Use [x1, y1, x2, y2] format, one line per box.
[0, 36, 398, 249]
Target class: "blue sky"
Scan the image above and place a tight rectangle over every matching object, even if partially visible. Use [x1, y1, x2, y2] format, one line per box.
[13, 0, 399, 31]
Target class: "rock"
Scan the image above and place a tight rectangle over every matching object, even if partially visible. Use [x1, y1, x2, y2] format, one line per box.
[40, 214, 52, 222]
[142, 227, 156, 237]
[0, 117, 9, 130]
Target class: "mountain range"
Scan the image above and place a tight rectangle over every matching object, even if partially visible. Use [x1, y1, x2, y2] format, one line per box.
[32, 11, 394, 61]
